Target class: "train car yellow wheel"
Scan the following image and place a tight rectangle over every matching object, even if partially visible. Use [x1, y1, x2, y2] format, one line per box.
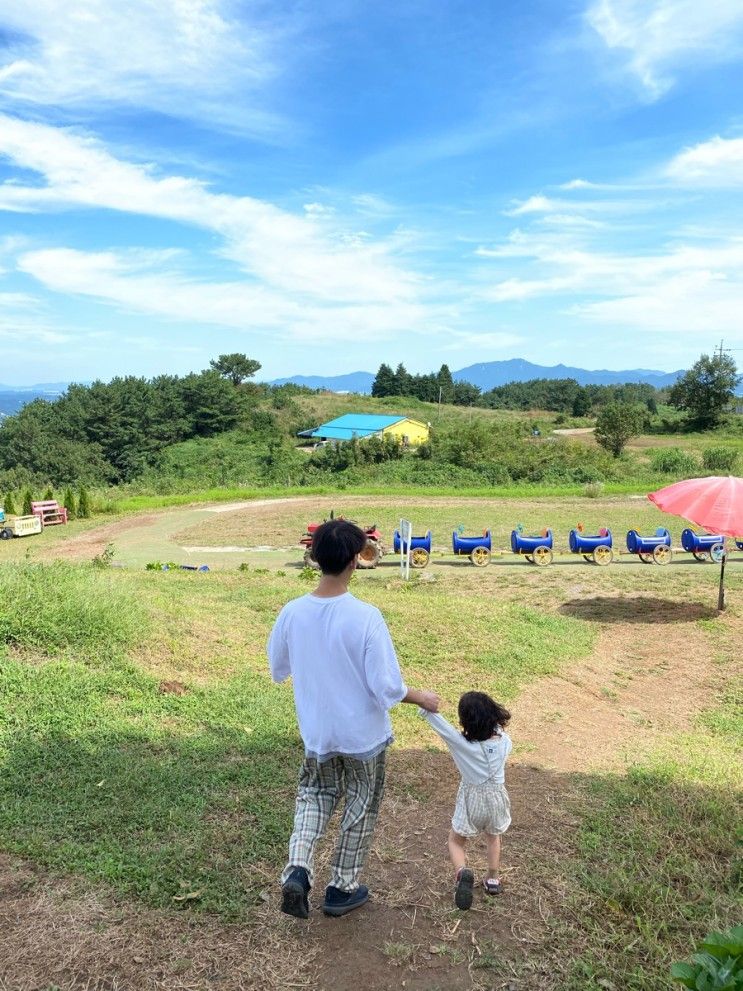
[653, 544, 672, 566]
[638, 552, 653, 564]
[470, 546, 491, 567]
[410, 548, 430, 569]
[533, 546, 553, 566]
[592, 545, 613, 566]
[692, 550, 709, 562]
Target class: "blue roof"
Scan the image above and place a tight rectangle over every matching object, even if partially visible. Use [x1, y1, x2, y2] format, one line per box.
[309, 413, 406, 440]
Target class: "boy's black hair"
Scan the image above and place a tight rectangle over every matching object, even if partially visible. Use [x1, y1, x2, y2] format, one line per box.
[312, 519, 368, 575]
[458, 691, 511, 742]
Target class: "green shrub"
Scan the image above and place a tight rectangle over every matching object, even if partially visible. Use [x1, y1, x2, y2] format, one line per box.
[702, 447, 739, 475]
[43, 485, 54, 501]
[21, 488, 33, 516]
[0, 563, 145, 653]
[650, 448, 700, 476]
[63, 487, 77, 519]
[77, 485, 91, 518]
[671, 924, 743, 988]
[2, 491, 17, 515]
[583, 482, 605, 498]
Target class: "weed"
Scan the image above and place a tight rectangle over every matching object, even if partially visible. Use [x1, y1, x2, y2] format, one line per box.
[91, 543, 116, 569]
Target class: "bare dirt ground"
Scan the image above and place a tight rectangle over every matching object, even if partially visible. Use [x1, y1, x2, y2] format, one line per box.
[1, 594, 733, 991]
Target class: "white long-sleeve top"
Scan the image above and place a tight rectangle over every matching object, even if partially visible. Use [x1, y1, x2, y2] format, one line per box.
[268, 592, 407, 761]
[419, 710, 512, 785]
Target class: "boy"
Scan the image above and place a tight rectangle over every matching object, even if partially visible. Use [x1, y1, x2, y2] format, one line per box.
[268, 519, 439, 919]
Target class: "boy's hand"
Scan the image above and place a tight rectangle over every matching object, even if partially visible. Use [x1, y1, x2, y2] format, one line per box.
[417, 690, 440, 713]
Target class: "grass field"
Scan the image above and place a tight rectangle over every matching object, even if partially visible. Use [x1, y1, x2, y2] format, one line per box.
[0, 497, 740, 990]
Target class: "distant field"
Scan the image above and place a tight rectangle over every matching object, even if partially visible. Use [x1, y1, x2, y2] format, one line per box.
[174, 493, 686, 552]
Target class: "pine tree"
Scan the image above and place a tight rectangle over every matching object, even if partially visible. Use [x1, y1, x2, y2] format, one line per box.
[393, 363, 411, 396]
[63, 487, 77, 520]
[22, 488, 33, 516]
[437, 364, 455, 404]
[77, 485, 91, 519]
[43, 485, 54, 501]
[371, 363, 396, 397]
[3, 492, 17, 516]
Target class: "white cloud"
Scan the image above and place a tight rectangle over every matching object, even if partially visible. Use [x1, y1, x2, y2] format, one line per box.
[0, 0, 284, 134]
[666, 135, 743, 185]
[0, 114, 424, 319]
[586, 0, 743, 97]
[17, 247, 433, 344]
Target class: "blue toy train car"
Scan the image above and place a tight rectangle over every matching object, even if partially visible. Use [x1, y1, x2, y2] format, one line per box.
[393, 529, 433, 568]
[626, 528, 672, 565]
[510, 529, 553, 566]
[568, 528, 613, 566]
[681, 528, 725, 563]
[452, 530, 491, 567]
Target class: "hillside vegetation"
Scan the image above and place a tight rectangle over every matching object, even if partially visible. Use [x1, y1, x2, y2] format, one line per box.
[0, 356, 741, 510]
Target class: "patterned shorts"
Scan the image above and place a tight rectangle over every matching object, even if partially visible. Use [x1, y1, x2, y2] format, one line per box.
[451, 780, 511, 838]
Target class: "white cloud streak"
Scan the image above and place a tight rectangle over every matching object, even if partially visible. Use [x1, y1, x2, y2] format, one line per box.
[666, 135, 743, 185]
[586, 0, 743, 97]
[0, 114, 436, 342]
[0, 0, 285, 134]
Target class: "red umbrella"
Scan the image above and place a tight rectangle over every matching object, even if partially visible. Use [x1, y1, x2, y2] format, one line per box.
[648, 475, 743, 611]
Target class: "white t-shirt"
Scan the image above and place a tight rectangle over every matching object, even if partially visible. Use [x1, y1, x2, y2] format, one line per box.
[268, 592, 408, 761]
[420, 710, 512, 785]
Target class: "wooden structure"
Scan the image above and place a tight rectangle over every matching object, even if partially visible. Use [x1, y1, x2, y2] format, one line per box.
[31, 500, 68, 526]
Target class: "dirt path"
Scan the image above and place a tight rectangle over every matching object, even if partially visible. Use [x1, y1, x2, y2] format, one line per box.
[1, 595, 731, 991]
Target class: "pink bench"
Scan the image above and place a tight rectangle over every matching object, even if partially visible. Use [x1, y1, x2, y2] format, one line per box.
[31, 500, 68, 526]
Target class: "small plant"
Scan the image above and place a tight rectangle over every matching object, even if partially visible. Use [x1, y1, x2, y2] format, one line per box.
[22, 488, 33, 516]
[276, 569, 286, 576]
[583, 481, 605, 499]
[702, 446, 739, 475]
[145, 561, 178, 571]
[238, 562, 250, 571]
[298, 566, 317, 582]
[91, 543, 115, 569]
[670, 924, 743, 989]
[253, 567, 269, 575]
[62, 487, 77, 520]
[2, 492, 17, 515]
[77, 486, 91, 519]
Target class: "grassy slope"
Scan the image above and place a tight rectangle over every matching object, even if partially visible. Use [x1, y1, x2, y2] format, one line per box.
[0, 562, 595, 917]
[0, 499, 740, 989]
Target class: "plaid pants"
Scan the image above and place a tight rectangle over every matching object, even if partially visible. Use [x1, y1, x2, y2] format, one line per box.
[281, 749, 386, 893]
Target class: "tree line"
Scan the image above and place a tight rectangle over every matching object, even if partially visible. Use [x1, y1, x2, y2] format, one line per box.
[0, 355, 281, 488]
[371, 362, 663, 414]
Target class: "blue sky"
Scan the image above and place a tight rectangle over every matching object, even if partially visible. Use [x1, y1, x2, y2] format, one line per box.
[1, 0, 743, 385]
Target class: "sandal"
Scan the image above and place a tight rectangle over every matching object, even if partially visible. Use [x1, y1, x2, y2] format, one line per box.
[483, 877, 503, 895]
[454, 868, 474, 910]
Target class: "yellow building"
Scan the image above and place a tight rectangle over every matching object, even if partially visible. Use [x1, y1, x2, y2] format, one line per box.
[300, 413, 430, 446]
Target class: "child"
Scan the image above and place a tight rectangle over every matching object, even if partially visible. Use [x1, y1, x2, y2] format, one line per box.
[419, 691, 512, 910]
[268, 519, 440, 919]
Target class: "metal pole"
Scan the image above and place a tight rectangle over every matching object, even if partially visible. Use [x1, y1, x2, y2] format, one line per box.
[717, 551, 727, 612]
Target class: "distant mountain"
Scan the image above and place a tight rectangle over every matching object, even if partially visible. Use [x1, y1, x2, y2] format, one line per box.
[0, 382, 72, 393]
[452, 359, 684, 390]
[269, 371, 375, 393]
[271, 359, 684, 394]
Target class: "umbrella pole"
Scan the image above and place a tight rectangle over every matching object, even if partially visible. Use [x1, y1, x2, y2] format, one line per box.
[717, 552, 727, 612]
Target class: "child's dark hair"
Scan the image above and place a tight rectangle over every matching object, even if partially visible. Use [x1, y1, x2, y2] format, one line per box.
[312, 519, 368, 575]
[458, 691, 511, 742]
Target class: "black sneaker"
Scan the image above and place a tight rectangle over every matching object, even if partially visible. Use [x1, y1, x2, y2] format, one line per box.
[281, 867, 310, 919]
[322, 884, 369, 917]
[454, 868, 474, 911]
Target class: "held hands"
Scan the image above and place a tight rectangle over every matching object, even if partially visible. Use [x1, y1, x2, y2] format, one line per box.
[417, 690, 440, 713]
